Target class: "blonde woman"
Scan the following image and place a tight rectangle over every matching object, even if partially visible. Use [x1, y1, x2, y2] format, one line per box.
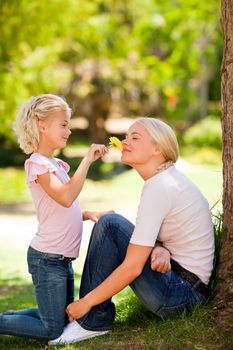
[0, 94, 109, 341]
[50, 117, 215, 345]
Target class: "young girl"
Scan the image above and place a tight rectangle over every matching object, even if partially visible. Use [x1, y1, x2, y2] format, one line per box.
[0, 94, 108, 341]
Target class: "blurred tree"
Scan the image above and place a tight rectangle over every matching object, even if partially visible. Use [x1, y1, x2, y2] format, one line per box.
[0, 0, 221, 147]
[0, 0, 73, 141]
[214, 0, 233, 328]
[134, 0, 221, 124]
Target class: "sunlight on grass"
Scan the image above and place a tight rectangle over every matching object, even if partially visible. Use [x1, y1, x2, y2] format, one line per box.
[0, 161, 230, 349]
[0, 167, 31, 204]
[0, 161, 222, 217]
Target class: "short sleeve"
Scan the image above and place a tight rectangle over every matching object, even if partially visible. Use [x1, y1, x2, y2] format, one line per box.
[24, 154, 69, 187]
[55, 158, 70, 173]
[130, 176, 171, 247]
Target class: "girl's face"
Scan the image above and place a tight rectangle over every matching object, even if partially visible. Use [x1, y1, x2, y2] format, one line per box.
[38, 110, 71, 151]
[121, 122, 160, 166]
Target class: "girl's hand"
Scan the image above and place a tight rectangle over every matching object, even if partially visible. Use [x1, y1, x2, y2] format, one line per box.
[83, 210, 115, 223]
[150, 246, 171, 273]
[66, 298, 91, 321]
[85, 144, 108, 163]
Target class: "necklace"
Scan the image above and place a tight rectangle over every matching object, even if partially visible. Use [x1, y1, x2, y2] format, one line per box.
[154, 160, 173, 176]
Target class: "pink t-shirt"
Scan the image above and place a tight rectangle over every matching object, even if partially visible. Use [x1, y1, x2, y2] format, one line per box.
[25, 153, 83, 258]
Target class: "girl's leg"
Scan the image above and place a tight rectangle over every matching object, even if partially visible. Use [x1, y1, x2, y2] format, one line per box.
[2, 309, 39, 318]
[0, 248, 73, 341]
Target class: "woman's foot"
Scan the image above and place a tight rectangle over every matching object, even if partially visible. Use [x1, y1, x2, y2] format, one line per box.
[48, 320, 109, 345]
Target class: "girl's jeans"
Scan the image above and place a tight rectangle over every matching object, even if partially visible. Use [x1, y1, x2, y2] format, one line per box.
[77, 213, 205, 331]
[0, 246, 74, 341]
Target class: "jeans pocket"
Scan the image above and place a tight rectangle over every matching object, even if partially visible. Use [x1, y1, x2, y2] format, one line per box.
[154, 272, 194, 318]
[28, 257, 41, 286]
[156, 301, 189, 318]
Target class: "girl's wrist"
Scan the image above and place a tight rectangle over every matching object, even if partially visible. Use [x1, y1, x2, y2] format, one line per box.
[81, 157, 92, 166]
[82, 211, 89, 220]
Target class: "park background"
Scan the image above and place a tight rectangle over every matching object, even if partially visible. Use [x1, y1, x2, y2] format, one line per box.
[0, 1, 229, 349]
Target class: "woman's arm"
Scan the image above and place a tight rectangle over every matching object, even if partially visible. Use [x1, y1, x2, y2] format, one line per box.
[150, 245, 171, 273]
[37, 144, 107, 207]
[66, 243, 152, 321]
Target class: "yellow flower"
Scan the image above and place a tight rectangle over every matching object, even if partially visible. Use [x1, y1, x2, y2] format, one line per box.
[109, 136, 122, 150]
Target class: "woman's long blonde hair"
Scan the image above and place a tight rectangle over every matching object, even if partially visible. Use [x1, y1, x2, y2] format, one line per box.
[14, 94, 71, 154]
[136, 117, 179, 163]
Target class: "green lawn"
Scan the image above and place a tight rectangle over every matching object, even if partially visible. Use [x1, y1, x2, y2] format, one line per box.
[1, 248, 233, 350]
[0, 161, 222, 213]
[0, 161, 229, 349]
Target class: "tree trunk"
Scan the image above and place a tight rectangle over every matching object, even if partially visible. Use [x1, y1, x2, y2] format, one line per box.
[214, 0, 233, 327]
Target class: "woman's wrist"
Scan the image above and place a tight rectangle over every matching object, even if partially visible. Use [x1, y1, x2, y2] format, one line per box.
[83, 293, 95, 309]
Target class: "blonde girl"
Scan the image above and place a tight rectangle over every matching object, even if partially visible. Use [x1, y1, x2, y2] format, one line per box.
[0, 94, 109, 341]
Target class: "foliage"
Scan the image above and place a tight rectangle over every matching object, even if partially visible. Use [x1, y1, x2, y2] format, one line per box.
[183, 116, 222, 150]
[209, 209, 222, 299]
[0, 0, 221, 146]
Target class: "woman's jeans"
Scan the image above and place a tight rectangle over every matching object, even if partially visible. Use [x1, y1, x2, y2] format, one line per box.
[77, 213, 205, 331]
[0, 246, 74, 341]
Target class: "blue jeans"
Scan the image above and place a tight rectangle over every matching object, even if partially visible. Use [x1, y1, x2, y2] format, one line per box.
[77, 213, 205, 331]
[0, 246, 74, 341]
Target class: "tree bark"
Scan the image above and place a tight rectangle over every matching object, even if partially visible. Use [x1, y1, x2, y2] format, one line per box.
[214, 0, 233, 327]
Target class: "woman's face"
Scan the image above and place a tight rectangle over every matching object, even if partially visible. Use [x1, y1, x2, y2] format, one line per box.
[121, 122, 159, 166]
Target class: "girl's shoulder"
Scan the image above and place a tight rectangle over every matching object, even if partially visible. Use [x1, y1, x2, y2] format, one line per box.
[26, 153, 69, 171]
[24, 153, 70, 184]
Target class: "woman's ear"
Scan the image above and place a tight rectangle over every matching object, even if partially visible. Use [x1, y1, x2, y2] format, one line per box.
[153, 144, 163, 156]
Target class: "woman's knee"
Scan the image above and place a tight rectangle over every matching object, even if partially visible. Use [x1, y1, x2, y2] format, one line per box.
[97, 213, 133, 233]
[97, 213, 124, 227]
[94, 213, 134, 249]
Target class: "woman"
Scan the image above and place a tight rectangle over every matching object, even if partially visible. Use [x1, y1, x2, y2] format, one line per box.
[49, 117, 214, 345]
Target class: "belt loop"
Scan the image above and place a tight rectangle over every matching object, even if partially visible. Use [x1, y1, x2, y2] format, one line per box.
[193, 279, 202, 290]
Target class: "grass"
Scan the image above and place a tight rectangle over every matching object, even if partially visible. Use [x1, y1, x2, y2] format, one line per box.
[0, 159, 228, 349]
[0, 160, 222, 212]
[1, 248, 233, 350]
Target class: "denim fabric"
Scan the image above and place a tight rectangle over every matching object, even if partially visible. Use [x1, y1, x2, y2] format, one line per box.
[77, 213, 205, 331]
[0, 246, 74, 341]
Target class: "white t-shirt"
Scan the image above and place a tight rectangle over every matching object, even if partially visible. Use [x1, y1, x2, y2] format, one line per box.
[130, 166, 214, 284]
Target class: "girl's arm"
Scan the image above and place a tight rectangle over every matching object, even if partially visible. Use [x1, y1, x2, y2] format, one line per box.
[66, 243, 152, 321]
[37, 144, 108, 207]
[83, 210, 115, 222]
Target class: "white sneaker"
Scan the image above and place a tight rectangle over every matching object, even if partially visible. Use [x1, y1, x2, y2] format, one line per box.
[48, 320, 109, 345]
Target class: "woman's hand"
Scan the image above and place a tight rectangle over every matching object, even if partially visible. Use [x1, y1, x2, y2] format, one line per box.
[66, 298, 91, 321]
[85, 144, 108, 163]
[83, 210, 115, 223]
[150, 246, 171, 273]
